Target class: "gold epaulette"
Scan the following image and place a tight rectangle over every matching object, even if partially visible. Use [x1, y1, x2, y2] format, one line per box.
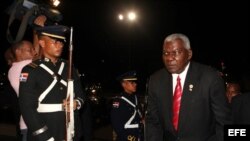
[28, 62, 38, 68]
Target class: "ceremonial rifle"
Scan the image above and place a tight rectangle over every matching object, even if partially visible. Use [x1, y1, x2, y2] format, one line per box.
[66, 27, 74, 141]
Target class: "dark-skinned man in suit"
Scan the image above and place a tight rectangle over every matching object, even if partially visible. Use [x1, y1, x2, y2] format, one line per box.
[145, 33, 231, 141]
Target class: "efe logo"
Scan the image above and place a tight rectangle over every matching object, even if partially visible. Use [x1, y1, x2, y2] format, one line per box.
[224, 125, 250, 141]
[228, 129, 246, 136]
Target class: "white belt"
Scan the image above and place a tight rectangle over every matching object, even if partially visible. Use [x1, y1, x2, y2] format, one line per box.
[37, 103, 64, 113]
[124, 110, 139, 129]
[121, 96, 140, 129]
[39, 79, 57, 102]
[37, 63, 66, 113]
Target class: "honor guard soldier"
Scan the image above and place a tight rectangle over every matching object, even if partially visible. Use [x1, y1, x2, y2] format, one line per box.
[111, 71, 144, 141]
[19, 25, 85, 141]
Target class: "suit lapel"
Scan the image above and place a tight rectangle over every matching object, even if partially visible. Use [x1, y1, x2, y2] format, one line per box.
[178, 62, 200, 132]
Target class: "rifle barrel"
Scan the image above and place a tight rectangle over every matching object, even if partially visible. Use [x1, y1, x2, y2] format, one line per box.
[68, 27, 73, 80]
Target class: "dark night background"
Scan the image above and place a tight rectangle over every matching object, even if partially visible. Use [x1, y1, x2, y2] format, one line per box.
[1, 0, 249, 92]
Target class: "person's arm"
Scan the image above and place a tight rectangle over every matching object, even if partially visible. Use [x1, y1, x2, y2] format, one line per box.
[33, 15, 47, 59]
[110, 98, 128, 139]
[209, 72, 232, 140]
[145, 77, 164, 141]
[72, 67, 85, 109]
[19, 66, 54, 140]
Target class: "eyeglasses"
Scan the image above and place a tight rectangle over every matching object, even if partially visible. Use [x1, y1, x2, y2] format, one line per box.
[162, 49, 183, 57]
[47, 37, 65, 46]
[127, 80, 137, 84]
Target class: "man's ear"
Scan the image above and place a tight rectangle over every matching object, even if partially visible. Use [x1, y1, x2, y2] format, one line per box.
[121, 81, 126, 88]
[39, 39, 45, 48]
[15, 48, 22, 59]
[188, 49, 192, 60]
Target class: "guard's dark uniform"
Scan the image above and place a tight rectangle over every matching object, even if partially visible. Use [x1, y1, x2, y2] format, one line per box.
[111, 71, 144, 141]
[111, 92, 144, 141]
[19, 58, 85, 141]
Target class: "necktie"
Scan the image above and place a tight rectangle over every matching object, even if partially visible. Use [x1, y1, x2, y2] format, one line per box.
[172, 76, 182, 130]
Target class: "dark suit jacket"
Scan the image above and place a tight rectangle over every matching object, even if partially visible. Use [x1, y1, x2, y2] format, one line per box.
[145, 61, 231, 141]
[231, 92, 250, 124]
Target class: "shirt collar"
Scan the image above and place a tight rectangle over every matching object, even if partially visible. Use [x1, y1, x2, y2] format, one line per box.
[172, 62, 190, 93]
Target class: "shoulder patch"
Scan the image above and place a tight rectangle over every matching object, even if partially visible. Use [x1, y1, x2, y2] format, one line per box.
[20, 73, 29, 82]
[112, 101, 120, 108]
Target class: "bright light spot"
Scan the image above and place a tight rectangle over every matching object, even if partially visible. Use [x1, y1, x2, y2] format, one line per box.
[52, 0, 60, 7]
[117, 11, 138, 23]
[118, 14, 124, 20]
[127, 12, 136, 21]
